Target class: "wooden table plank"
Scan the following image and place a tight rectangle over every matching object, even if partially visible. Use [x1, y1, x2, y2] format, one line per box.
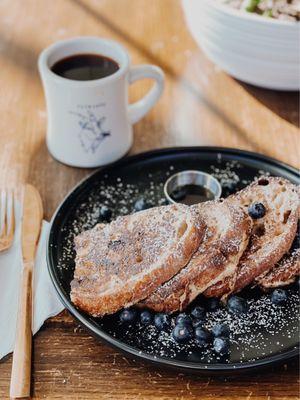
[0, 0, 299, 398]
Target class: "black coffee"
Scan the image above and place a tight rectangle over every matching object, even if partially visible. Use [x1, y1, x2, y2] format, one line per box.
[51, 53, 119, 81]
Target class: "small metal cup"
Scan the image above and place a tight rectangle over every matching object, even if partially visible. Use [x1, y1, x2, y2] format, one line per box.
[164, 170, 222, 205]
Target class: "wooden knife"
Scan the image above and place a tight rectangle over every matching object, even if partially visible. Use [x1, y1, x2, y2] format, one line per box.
[10, 184, 43, 399]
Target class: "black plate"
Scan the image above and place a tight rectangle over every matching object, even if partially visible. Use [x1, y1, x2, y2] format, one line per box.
[47, 147, 299, 374]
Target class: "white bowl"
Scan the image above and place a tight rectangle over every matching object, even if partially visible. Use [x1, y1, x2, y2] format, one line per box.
[182, 0, 300, 90]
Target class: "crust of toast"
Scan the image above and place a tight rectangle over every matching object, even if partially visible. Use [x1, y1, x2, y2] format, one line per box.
[70, 204, 203, 316]
[204, 177, 300, 298]
[141, 201, 252, 313]
[258, 248, 300, 289]
[258, 226, 300, 289]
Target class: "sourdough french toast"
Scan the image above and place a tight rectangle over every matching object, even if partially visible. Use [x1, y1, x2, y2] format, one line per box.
[204, 177, 300, 298]
[258, 248, 299, 289]
[141, 201, 252, 313]
[70, 204, 203, 317]
[71, 175, 299, 317]
[258, 226, 300, 290]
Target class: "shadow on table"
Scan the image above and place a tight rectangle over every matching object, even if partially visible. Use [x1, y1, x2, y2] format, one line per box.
[72, 0, 300, 133]
[0, 32, 38, 74]
[238, 81, 300, 128]
[0, 0, 274, 154]
[28, 140, 91, 220]
[70, 0, 262, 154]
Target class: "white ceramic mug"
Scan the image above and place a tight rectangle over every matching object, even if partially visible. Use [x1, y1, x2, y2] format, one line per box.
[38, 37, 164, 167]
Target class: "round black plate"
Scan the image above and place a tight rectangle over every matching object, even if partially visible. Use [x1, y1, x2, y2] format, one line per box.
[47, 147, 299, 374]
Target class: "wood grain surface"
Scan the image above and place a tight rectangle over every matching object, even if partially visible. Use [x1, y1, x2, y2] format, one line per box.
[0, 0, 299, 399]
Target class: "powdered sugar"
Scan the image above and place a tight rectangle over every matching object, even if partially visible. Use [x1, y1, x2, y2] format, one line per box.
[52, 154, 299, 365]
[105, 287, 299, 363]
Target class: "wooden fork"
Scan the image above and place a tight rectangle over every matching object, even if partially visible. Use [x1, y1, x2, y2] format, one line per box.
[0, 189, 15, 252]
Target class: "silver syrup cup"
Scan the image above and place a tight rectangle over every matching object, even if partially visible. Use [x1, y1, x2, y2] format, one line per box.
[164, 170, 222, 205]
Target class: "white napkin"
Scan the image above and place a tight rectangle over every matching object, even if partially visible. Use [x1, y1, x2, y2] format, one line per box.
[0, 203, 64, 360]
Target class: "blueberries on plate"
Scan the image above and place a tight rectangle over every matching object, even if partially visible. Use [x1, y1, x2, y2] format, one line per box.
[191, 306, 206, 320]
[227, 295, 248, 314]
[206, 298, 220, 312]
[172, 324, 193, 343]
[140, 310, 153, 325]
[195, 327, 211, 347]
[271, 289, 287, 305]
[119, 308, 137, 324]
[134, 198, 151, 212]
[175, 313, 192, 326]
[213, 337, 230, 355]
[170, 187, 187, 202]
[154, 313, 171, 331]
[99, 205, 112, 222]
[248, 202, 266, 219]
[212, 323, 230, 338]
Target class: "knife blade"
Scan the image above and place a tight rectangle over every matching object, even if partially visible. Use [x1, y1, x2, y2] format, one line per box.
[22, 184, 43, 264]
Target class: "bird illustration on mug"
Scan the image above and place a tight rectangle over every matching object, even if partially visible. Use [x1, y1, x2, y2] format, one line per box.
[71, 110, 111, 153]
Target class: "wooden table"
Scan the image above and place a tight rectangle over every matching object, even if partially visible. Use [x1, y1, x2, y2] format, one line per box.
[0, 1, 299, 398]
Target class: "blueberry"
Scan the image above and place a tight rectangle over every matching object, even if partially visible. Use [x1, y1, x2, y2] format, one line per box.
[191, 306, 206, 320]
[140, 310, 153, 325]
[172, 324, 193, 343]
[227, 296, 248, 314]
[154, 313, 171, 331]
[212, 323, 230, 338]
[175, 313, 192, 326]
[99, 205, 112, 222]
[248, 202, 266, 219]
[206, 298, 220, 312]
[213, 337, 230, 354]
[119, 308, 137, 324]
[170, 187, 187, 201]
[134, 198, 151, 212]
[194, 327, 211, 346]
[192, 319, 204, 329]
[271, 289, 287, 305]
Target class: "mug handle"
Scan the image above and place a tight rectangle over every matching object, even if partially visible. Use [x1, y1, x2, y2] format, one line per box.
[128, 65, 165, 124]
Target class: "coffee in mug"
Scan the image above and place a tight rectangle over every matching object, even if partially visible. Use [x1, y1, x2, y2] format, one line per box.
[51, 53, 120, 81]
[38, 37, 164, 167]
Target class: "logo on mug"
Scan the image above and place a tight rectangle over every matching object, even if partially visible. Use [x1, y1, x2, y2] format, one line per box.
[70, 109, 111, 154]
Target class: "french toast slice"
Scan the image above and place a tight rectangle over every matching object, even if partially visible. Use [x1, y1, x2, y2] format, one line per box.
[141, 201, 252, 313]
[258, 248, 300, 289]
[70, 204, 203, 317]
[258, 227, 300, 289]
[204, 177, 300, 298]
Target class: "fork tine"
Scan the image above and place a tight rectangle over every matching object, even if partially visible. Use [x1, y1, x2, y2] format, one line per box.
[11, 190, 15, 236]
[0, 189, 6, 235]
[6, 189, 15, 236]
[0, 188, 15, 251]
